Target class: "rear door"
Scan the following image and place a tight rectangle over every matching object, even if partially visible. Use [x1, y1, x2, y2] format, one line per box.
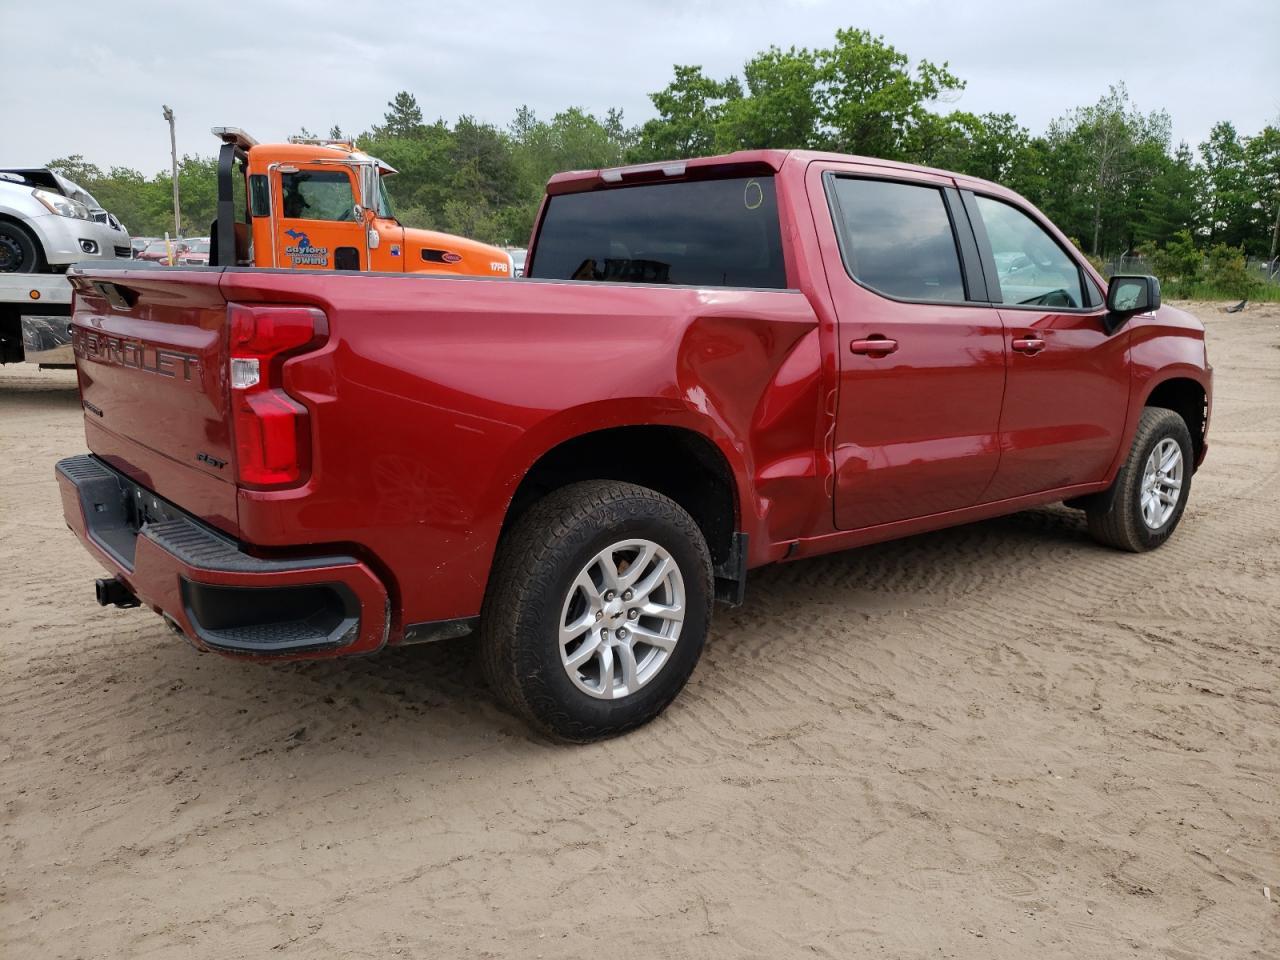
[811, 163, 1007, 530]
[964, 192, 1129, 499]
[272, 164, 365, 270]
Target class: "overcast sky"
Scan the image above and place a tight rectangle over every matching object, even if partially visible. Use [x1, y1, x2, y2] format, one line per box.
[6, 0, 1278, 174]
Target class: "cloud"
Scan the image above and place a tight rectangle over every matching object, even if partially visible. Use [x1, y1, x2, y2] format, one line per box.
[6, 0, 1277, 172]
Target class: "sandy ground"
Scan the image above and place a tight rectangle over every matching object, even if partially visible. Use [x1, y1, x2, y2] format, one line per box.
[1, 302, 1277, 959]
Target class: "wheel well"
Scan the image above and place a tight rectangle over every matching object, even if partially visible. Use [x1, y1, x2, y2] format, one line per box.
[502, 426, 739, 569]
[0, 213, 37, 239]
[0, 214, 47, 264]
[1146, 378, 1206, 463]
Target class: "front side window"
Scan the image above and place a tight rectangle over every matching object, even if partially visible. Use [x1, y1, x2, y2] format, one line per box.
[528, 176, 786, 289]
[976, 196, 1084, 309]
[279, 170, 356, 222]
[828, 177, 967, 303]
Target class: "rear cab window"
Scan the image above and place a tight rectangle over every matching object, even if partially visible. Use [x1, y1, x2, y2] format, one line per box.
[527, 176, 787, 289]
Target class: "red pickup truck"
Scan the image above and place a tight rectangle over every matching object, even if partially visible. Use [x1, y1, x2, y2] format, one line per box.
[57, 150, 1211, 740]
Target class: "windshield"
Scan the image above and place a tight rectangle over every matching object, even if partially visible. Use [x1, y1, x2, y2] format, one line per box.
[184, 240, 210, 253]
[145, 240, 169, 253]
[376, 177, 395, 218]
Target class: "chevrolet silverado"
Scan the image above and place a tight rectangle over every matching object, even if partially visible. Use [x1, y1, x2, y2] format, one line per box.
[56, 150, 1212, 740]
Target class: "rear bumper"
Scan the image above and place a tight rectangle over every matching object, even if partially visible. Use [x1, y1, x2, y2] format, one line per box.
[56, 454, 390, 659]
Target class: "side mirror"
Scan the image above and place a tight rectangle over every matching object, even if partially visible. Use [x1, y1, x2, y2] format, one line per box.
[1104, 274, 1161, 333]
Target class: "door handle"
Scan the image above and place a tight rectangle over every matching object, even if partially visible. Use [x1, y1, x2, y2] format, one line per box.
[850, 337, 899, 356]
[1011, 336, 1046, 355]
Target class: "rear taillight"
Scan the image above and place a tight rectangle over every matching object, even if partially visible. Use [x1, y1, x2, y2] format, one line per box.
[228, 303, 327, 488]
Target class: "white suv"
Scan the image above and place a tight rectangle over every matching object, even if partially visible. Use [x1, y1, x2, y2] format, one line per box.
[0, 169, 132, 273]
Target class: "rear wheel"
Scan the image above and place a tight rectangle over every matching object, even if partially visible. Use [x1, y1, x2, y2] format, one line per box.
[480, 480, 713, 742]
[1086, 407, 1193, 552]
[0, 221, 44, 273]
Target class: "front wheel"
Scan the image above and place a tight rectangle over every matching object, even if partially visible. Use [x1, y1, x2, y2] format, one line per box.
[480, 480, 713, 742]
[0, 221, 44, 273]
[1086, 407, 1194, 552]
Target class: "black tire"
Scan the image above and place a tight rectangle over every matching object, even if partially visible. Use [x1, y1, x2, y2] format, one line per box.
[0, 220, 44, 273]
[480, 480, 713, 742]
[1086, 407, 1194, 552]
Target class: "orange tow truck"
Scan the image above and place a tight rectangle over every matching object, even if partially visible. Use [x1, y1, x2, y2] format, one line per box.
[209, 127, 511, 278]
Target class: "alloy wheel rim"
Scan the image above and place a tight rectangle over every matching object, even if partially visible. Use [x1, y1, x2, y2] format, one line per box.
[558, 538, 685, 700]
[1140, 438, 1183, 530]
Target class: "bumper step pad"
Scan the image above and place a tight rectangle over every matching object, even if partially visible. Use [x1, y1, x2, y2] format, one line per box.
[57, 454, 373, 656]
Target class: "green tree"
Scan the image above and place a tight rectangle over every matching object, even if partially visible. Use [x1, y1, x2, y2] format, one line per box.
[45, 155, 105, 185]
[1205, 242, 1255, 298]
[376, 91, 426, 139]
[1044, 84, 1171, 254]
[1150, 229, 1202, 289]
[1133, 142, 1202, 250]
[716, 46, 823, 149]
[602, 108, 634, 152]
[362, 119, 456, 225]
[904, 111, 1030, 183]
[30, 51, 1275, 268]
[1243, 125, 1280, 258]
[633, 65, 742, 160]
[509, 104, 539, 143]
[817, 28, 964, 159]
[1200, 121, 1251, 248]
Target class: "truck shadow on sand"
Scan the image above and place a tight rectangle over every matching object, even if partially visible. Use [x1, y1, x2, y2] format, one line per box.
[83, 502, 1103, 775]
[0, 368, 81, 408]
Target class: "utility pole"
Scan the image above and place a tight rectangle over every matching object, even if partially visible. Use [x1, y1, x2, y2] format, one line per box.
[1270, 195, 1278, 263]
[162, 105, 181, 238]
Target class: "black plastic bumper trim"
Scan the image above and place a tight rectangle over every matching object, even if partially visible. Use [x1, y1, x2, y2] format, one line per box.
[402, 616, 479, 645]
[181, 578, 360, 655]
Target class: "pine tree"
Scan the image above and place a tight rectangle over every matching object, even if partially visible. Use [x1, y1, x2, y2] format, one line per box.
[380, 92, 425, 139]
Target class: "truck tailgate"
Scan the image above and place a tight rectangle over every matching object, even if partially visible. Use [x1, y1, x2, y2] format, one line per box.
[68, 268, 238, 533]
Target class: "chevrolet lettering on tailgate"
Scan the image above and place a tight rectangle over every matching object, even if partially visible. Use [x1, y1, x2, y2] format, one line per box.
[72, 328, 201, 383]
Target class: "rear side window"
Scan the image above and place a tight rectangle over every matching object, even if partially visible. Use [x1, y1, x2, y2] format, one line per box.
[279, 170, 356, 222]
[249, 174, 270, 217]
[528, 176, 786, 289]
[975, 195, 1084, 309]
[828, 177, 966, 303]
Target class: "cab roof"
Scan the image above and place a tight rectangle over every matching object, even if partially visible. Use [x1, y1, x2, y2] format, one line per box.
[252, 142, 398, 176]
[212, 127, 396, 175]
[544, 149, 1016, 203]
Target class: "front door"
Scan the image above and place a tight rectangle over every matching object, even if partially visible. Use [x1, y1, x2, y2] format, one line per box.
[272, 164, 365, 270]
[816, 167, 1008, 530]
[966, 193, 1130, 500]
